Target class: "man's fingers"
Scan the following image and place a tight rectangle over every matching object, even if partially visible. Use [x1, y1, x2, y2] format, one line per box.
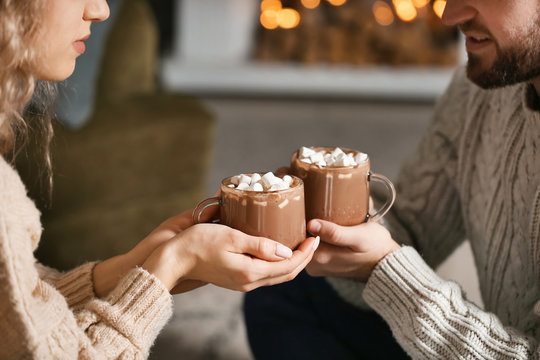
[307, 219, 361, 248]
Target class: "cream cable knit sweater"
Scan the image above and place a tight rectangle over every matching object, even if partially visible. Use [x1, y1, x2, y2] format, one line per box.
[329, 67, 540, 359]
[0, 156, 172, 358]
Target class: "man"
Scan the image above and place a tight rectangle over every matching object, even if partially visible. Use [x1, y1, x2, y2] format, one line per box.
[244, 0, 540, 358]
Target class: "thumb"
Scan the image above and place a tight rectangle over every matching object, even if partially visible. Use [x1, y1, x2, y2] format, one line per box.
[307, 219, 359, 248]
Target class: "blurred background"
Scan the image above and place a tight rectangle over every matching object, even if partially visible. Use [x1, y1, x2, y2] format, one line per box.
[19, 0, 482, 359]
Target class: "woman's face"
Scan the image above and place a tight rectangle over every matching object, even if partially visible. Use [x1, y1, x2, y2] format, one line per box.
[34, 0, 109, 81]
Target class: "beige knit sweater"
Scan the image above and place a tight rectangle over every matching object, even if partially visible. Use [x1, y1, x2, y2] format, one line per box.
[0, 156, 172, 358]
[329, 67, 540, 359]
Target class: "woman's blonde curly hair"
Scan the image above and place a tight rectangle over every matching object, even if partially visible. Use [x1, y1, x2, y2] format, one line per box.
[0, 0, 55, 194]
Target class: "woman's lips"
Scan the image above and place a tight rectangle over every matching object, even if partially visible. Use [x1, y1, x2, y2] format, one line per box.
[73, 40, 86, 54]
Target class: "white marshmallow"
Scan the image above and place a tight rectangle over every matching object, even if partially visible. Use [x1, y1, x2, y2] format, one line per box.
[250, 173, 262, 185]
[299, 146, 315, 158]
[310, 152, 325, 164]
[282, 175, 293, 185]
[227, 184, 235, 188]
[270, 182, 289, 191]
[230, 175, 242, 185]
[334, 153, 352, 167]
[236, 182, 250, 190]
[331, 147, 345, 158]
[301, 158, 312, 164]
[261, 172, 281, 188]
[239, 174, 251, 185]
[250, 182, 264, 192]
[355, 152, 368, 163]
[315, 160, 327, 167]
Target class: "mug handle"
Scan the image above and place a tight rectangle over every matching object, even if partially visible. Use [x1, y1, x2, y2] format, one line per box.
[192, 196, 221, 224]
[368, 172, 396, 223]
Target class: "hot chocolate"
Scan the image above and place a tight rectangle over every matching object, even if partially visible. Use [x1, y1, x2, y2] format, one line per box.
[291, 146, 395, 226]
[194, 173, 306, 249]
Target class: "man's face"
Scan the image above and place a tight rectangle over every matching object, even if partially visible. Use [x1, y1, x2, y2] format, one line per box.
[442, 0, 540, 89]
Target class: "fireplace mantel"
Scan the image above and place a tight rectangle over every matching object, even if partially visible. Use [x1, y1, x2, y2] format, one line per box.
[161, 0, 463, 100]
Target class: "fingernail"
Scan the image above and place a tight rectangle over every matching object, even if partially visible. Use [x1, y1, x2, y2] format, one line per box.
[310, 221, 321, 233]
[275, 243, 293, 258]
[312, 236, 320, 250]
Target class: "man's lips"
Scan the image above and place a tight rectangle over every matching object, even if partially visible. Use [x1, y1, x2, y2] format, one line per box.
[463, 33, 493, 52]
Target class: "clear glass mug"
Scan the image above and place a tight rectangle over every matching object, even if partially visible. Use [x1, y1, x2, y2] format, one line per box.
[290, 147, 396, 226]
[193, 174, 306, 249]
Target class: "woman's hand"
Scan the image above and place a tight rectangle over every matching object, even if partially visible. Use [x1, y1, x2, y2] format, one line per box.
[93, 206, 218, 297]
[305, 219, 400, 282]
[142, 224, 319, 293]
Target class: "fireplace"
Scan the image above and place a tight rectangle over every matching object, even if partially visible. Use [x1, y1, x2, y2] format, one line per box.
[161, 0, 463, 100]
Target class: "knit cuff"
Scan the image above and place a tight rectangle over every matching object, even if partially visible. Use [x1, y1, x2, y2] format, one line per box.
[56, 261, 98, 309]
[363, 246, 445, 327]
[90, 266, 173, 352]
[325, 277, 371, 310]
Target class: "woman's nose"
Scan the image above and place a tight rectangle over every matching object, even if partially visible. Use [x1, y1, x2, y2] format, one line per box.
[84, 0, 110, 23]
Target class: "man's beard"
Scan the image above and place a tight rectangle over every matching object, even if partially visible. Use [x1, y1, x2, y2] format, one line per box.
[463, 21, 540, 89]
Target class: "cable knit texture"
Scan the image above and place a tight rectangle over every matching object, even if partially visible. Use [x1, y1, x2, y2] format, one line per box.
[329, 67, 540, 359]
[0, 156, 173, 359]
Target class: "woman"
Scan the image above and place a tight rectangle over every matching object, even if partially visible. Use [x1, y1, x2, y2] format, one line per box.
[0, 0, 319, 358]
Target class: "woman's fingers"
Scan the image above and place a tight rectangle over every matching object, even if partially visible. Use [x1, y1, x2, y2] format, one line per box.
[230, 236, 319, 290]
[233, 234, 295, 261]
[239, 236, 319, 291]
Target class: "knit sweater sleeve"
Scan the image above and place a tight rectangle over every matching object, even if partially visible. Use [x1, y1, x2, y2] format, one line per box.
[0, 227, 172, 360]
[326, 67, 469, 307]
[364, 246, 540, 359]
[35, 261, 98, 310]
[0, 176, 173, 360]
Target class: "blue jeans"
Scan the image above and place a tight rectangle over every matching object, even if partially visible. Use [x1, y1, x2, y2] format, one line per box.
[243, 271, 409, 360]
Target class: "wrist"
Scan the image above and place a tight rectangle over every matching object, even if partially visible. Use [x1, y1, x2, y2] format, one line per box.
[141, 242, 191, 291]
[93, 252, 134, 298]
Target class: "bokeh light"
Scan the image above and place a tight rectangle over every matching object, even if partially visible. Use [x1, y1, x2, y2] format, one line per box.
[433, 0, 446, 18]
[278, 8, 301, 29]
[326, 0, 347, 6]
[393, 0, 417, 22]
[412, 0, 429, 8]
[261, 0, 282, 12]
[372, 1, 394, 26]
[260, 10, 279, 29]
[301, 0, 321, 9]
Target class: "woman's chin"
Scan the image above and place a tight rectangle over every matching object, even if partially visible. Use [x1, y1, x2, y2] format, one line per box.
[35, 63, 75, 82]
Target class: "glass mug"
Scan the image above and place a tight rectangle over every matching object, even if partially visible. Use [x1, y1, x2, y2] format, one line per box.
[193, 174, 306, 249]
[290, 147, 396, 226]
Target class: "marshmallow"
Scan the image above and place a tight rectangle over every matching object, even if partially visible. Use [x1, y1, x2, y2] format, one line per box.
[250, 182, 264, 192]
[239, 174, 251, 185]
[310, 152, 325, 164]
[261, 172, 280, 188]
[230, 171, 292, 192]
[236, 182, 250, 190]
[299, 146, 316, 158]
[355, 152, 368, 163]
[297, 146, 366, 168]
[282, 175, 293, 185]
[331, 147, 345, 158]
[270, 182, 289, 191]
[250, 173, 262, 185]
